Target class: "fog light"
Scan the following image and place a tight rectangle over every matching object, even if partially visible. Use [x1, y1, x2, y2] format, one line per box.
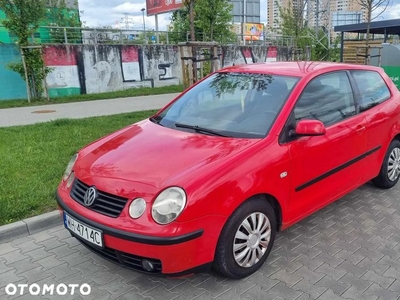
[141, 259, 154, 272]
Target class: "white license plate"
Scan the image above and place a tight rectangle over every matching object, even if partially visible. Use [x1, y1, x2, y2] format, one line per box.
[63, 212, 103, 247]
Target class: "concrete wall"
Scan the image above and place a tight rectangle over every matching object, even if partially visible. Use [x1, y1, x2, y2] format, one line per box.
[0, 44, 292, 101]
[0, 45, 27, 100]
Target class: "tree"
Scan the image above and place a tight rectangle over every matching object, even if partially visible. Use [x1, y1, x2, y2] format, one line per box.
[275, 0, 312, 58]
[0, 0, 48, 100]
[0, 0, 46, 45]
[170, 0, 235, 44]
[355, 0, 392, 63]
[45, 0, 82, 43]
[194, 0, 234, 42]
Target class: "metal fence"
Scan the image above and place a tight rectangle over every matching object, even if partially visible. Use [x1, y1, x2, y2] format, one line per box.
[0, 26, 296, 47]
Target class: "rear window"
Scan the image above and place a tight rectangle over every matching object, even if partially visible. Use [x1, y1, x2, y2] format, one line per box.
[351, 70, 391, 112]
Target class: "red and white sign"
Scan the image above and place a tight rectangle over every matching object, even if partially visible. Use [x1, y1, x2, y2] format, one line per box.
[121, 46, 141, 81]
[146, 0, 183, 16]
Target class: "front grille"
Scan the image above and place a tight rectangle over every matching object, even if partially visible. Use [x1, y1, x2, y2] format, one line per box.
[76, 237, 162, 273]
[70, 179, 128, 218]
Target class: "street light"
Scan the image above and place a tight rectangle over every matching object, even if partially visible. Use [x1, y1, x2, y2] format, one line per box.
[141, 8, 146, 43]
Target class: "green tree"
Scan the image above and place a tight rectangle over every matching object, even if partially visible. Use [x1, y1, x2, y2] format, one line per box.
[275, 0, 310, 50]
[0, 0, 46, 45]
[45, 0, 82, 43]
[169, 7, 203, 43]
[0, 0, 48, 100]
[194, 0, 235, 42]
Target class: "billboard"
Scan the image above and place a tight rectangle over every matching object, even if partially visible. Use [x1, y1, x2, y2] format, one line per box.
[146, 0, 183, 16]
[244, 23, 264, 41]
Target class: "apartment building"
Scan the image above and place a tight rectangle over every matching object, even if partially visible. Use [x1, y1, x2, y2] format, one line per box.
[267, 0, 366, 35]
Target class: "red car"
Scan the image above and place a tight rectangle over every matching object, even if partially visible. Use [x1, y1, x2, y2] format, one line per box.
[57, 62, 400, 279]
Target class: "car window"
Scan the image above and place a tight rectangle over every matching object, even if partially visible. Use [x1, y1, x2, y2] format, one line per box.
[350, 70, 391, 112]
[294, 71, 356, 126]
[156, 72, 300, 138]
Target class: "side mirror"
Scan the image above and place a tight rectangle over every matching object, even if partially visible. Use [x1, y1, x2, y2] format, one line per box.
[293, 120, 326, 137]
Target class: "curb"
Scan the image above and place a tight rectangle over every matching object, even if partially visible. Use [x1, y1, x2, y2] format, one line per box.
[0, 211, 63, 244]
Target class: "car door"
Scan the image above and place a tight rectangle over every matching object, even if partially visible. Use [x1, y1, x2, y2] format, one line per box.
[283, 71, 368, 222]
[349, 70, 397, 183]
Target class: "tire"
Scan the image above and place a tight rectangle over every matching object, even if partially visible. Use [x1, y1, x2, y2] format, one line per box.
[213, 197, 276, 279]
[372, 139, 400, 189]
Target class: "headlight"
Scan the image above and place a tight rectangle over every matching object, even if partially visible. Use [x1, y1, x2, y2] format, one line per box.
[129, 198, 146, 219]
[63, 153, 78, 181]
[152, 187, 186, 225]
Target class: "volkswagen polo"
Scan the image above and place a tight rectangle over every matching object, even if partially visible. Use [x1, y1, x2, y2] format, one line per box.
[57, 62, 400, 278]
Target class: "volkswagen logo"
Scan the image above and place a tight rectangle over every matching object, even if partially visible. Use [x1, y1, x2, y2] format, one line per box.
[83, 187, 98, 207]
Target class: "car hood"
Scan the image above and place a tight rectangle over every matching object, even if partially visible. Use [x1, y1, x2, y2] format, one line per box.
[76, 120, 260, 191]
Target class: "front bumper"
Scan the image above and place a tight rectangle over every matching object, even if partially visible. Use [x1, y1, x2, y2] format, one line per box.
[56, 190, 226, 275]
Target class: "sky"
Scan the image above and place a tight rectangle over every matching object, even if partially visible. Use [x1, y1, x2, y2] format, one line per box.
[78, 0, 400, 31]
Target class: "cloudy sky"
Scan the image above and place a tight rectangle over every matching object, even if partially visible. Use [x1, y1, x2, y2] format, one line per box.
[79, 0, 400, 30]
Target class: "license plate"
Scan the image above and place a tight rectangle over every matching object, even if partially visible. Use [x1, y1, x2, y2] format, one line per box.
[63, 212, 103, 248]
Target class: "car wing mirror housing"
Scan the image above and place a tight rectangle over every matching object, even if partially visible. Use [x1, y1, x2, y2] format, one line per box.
[293, 120, 326, 137]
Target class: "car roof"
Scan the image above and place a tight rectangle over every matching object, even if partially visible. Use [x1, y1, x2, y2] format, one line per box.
[219, 61, 382, 77]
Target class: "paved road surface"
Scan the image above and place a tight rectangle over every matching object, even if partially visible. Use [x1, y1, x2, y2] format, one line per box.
[1, 183, 400, 299]
[0, 93, 179, 127]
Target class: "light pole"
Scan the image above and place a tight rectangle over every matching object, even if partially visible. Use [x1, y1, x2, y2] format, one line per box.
[141, 8, 146, 43]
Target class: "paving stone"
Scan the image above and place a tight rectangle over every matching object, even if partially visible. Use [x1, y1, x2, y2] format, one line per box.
[98, 279, 137, 299]
[48, 244, 79, 259]
[265, 282, 303, 300]
[8, 257, 41, 275]
[16, 240, 43, 254]
[19, 266, 53, 283]
[143, 284, 183, 300]
[29, 230, 55, 243]
[315, 275, 351, 295]
[11, 236, 34, 246]
[291, 279, 327, 298]
[315, 263, 346, 281]
[317, 289, 347, 300]
[365, 283, 400, 299]
[44, 263, 80, 281]
[170, 282, 208, 299]
[70, 260, 106, 277]
[335, 261, 368, 278]
[2, 249, 28, 265]
[0, 270, 26, 289]
[0, 243, 18, 256]
[334, 249, 365, 265]
[388, 280, 400, 293]
[241, 286, 278, 300]
[25, 247, 54, 262]
[59, 251, 91, 267]
[35, 255, 64, 270]
[361, 270, 395, 289]
[0, 259, 13, 274]
[341, 286, 378, 300]
[194, 277, 230, 298]
[339, 273, 372, 292]
[357, 257, 390, 275]
[36, 237, 66, 251]
[292, 266, 324, 284]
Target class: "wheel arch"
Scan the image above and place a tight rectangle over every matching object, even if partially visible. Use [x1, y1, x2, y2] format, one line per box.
[247, 193, 283, 232]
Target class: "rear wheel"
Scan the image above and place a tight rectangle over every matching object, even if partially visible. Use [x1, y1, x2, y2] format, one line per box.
[372, 139, 400, 189]
[213, 197, 276, 279]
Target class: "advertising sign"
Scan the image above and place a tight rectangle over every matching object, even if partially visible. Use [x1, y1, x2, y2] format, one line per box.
[244, 23, 264, 41]
[146, 0, 183, 16]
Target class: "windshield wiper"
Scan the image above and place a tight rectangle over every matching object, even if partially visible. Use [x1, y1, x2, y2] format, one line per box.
[175, 123, 231, 137]
[150, 116, 163, 126]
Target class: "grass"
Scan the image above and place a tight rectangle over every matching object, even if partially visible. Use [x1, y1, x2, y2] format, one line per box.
[0, 85, 183, 109]
[0, 110, 157, 225]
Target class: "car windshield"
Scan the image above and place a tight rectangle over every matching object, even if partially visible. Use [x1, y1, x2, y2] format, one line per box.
[154, 72, 300, 138]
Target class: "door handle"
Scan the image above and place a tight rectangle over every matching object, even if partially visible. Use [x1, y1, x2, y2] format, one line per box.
[356, 125, 366, 134]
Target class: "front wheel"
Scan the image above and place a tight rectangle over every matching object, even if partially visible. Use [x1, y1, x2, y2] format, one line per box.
[372, 139, 400, 189]
[213, 197, 276, 279]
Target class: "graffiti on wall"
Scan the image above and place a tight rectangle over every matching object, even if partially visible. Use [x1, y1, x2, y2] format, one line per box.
[267, 46, 278, 62]
[121, 46, 141, 82]
[142, 45, 180, 86]
[44, 46, 81, 97]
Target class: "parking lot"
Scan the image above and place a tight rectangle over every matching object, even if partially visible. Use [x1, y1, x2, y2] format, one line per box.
[1, 182, 400, 300]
